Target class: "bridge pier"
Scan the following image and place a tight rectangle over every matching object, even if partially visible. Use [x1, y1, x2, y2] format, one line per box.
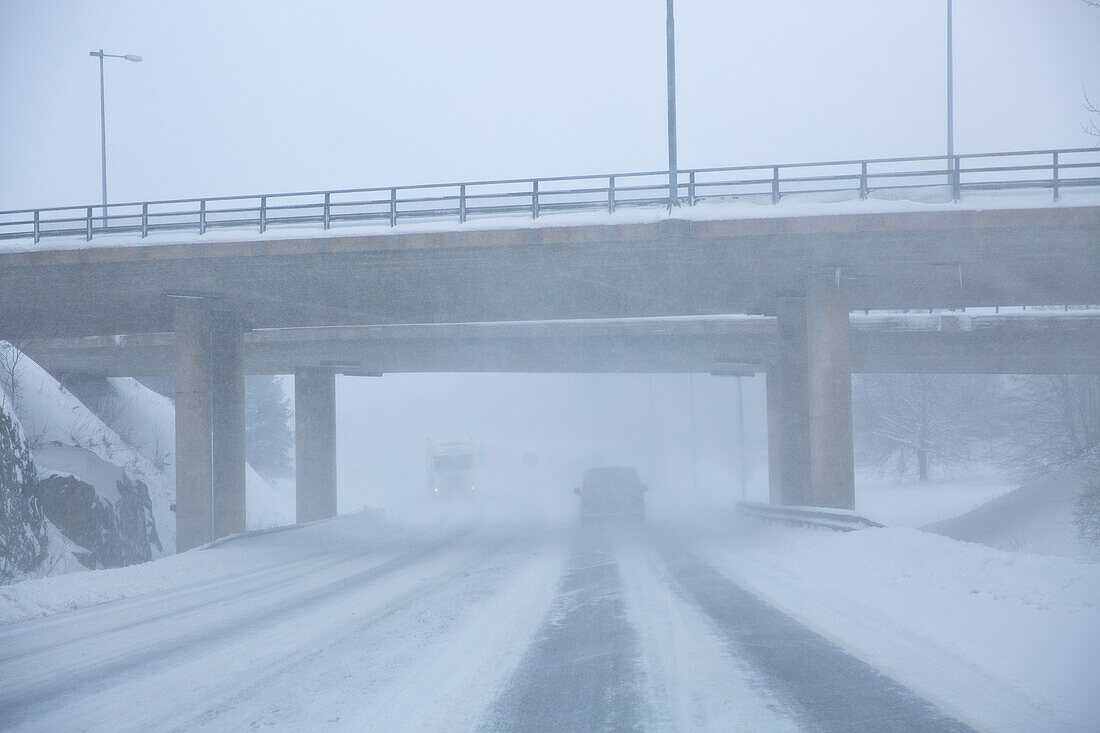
[173, 299, 213, 552]
[173, 299, 247, 551]
[765, 275, 855, 510]
[806, 270, 855, 509]
[211, 316, 246, 539]
[766, 292, 811, 506]
[295, 368, 337, 523]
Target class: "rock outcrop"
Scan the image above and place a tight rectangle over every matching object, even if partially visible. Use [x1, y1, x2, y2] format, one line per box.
[0, 395, 48, 583]
[35, 473, 161, 569]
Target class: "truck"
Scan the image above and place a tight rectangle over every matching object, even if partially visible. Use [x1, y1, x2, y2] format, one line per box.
[426, 440, 476, 500]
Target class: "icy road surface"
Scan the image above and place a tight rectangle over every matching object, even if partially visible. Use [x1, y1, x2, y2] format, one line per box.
[1, 513, 984, 732]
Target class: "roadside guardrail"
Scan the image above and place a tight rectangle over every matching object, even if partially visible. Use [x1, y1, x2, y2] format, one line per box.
[737, 501, 884, 531]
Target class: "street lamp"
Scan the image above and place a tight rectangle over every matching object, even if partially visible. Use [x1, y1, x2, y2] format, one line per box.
[947, 1, 954, 175]
[89, 49, 142, 227]
[666, 0, 679, 208]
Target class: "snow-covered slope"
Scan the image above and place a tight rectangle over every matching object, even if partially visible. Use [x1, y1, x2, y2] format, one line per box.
[856, 474, 1016, 527]
[6, 347, 176, 557]
[73, 376, 294, 531]
[925, 453, 1100, 561]
[1, 346, 296, 582]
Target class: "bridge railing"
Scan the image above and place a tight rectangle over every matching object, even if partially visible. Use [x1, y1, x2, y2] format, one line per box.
[2, 147, 1097, 244]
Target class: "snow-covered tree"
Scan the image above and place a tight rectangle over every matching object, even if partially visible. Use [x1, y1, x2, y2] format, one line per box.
[246, 376, 294, 481]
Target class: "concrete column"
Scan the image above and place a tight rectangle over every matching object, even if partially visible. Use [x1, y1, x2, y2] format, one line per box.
[210, 316, 246, 539]
[765, 362, 784, 505]
[806, 270, 855, 509]
[295, 368, 337, 523]
[766, 292, 811, 506]
[173, 299, 213, 551]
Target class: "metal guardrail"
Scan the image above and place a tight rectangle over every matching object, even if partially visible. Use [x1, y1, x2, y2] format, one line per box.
[1, 147, 1098, 244]
[738, 501, 884, 531]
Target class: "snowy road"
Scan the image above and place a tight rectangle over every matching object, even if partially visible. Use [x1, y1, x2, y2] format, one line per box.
[0, 514, 979, 732]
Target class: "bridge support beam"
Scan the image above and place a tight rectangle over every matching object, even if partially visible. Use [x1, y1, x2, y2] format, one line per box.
[173, 299, 247, 551]
[295, 368, 337, 523]
[766, 292, 811, 506]
[806, 270, 855, 509]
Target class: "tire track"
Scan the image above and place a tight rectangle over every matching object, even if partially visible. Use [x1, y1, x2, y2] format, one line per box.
[656, 538, 975, 733]
[0, 521, 445, 664]
[481, 529, 647, 733]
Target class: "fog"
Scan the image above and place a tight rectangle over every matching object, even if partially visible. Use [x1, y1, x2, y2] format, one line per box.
[332, 372, 768, 522]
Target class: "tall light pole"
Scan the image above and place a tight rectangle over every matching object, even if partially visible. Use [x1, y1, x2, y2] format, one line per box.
[666, 0, 679, 208]
[737, 376, 746, 502]
[946, 1, 954, 174]
[89, 49, 142, 226]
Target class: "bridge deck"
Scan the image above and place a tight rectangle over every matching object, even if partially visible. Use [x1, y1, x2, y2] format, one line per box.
[2, 205, 1098, 340]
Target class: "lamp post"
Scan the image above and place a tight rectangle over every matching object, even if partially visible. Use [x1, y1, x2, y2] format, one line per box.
[89, 49, 142, 226]
[666, 0, 678, 208]
[946, 1, 954, 175]
[737, 376, 746, 502]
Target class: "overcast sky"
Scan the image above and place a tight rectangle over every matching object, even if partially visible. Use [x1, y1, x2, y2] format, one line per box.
[2, 0, 1098, 210]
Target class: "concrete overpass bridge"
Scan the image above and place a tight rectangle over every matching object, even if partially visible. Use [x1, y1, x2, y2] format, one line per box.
[2, 148, 1098, 550]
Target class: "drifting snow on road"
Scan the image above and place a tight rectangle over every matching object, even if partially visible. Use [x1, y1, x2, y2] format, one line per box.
[3, 509, 1093, 732]
[0, 514, 566, 732]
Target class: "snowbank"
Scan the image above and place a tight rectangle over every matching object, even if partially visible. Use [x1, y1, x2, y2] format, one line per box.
[694, 519, 1100, 733]
[926, 454, 1100, 561]
[856, 474, 1016, 527]
[0, 509, 397, 625]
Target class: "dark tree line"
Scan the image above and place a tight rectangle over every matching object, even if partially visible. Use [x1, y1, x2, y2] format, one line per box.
[245, 376, 294, 481]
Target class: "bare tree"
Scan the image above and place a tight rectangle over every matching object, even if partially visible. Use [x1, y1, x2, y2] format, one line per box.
[0, 342, 25, 414]
[1075, 477, 1100, 550]
[853, 374, 998, 482]
[998, 375, 1100, 478]
[1086, 90, 1100, 141]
